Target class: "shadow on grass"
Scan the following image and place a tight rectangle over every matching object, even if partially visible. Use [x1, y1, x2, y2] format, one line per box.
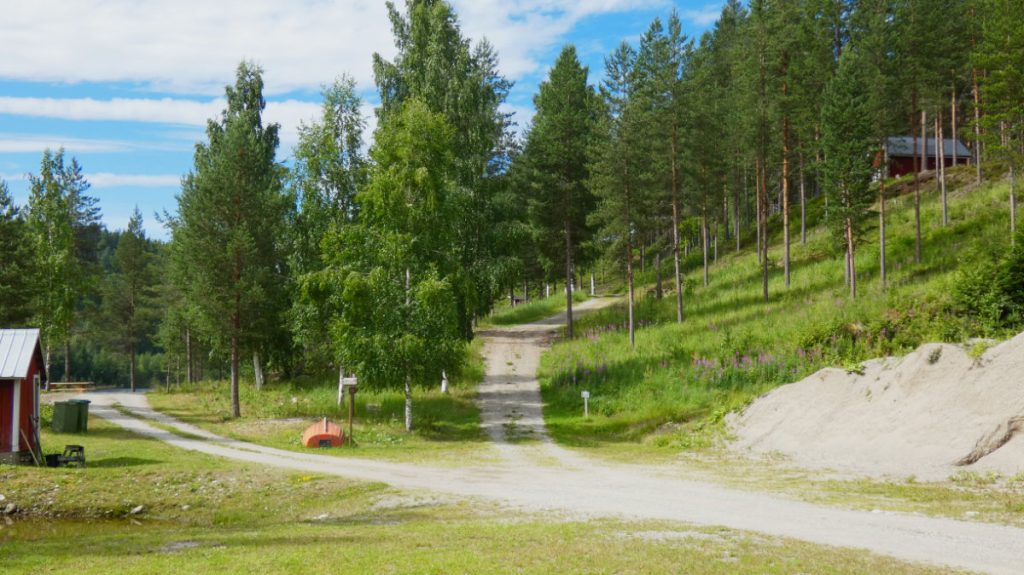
[88, 456, 163, 468]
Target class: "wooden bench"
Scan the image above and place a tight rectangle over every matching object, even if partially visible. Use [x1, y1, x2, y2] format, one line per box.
[47, 381, 95, 392]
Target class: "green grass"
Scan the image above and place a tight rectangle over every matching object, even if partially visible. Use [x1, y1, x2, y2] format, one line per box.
[540, 169, 1021, 451]
[485, 290, 589, 326]
[146, 340, 491, 465]
[0, 418, 965, 574]
[0, 414, 961, 574]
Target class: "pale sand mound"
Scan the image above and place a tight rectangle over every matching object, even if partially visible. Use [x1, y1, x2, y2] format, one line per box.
[730, 331, 1024, 480]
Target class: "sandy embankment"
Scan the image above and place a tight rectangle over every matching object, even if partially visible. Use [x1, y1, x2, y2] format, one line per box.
[731, 331, 1024, 480]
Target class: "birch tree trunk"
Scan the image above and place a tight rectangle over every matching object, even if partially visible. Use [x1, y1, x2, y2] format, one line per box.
[847, 217, 857, 299]
[253, 351, 264, 391]
[404, 268, 413, 432]
[63, 340, 71, 382]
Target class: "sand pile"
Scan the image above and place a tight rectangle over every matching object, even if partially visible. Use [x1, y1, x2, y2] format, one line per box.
[730, 331, 1024, 480]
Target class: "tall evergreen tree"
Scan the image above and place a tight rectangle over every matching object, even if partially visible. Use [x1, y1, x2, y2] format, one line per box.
[519, 45, 597, 339]
[102, 208, 157, 391]
[590, 42, 645, 347]
[821, 49, 877, 298]
[633, 13, 692, 320]
[173, 61, 291, 417]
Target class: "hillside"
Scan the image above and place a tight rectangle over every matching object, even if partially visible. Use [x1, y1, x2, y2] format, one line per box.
[538, 168, 1023, 454]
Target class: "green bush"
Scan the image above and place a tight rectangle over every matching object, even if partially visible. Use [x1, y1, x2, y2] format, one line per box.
[951, 233, 1024, 335]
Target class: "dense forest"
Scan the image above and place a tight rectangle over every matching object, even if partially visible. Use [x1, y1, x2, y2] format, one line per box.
[1, 0, 1022, 427]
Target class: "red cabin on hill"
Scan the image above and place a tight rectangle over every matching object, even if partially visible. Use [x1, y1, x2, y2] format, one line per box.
[885, 136, 972, 178]
[0, 329, 47, 464]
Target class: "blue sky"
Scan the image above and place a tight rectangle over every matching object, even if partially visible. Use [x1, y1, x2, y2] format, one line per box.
[0, 1, 720, 239]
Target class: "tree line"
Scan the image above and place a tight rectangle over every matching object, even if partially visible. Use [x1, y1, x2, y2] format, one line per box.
[1, 0, 1021, 426]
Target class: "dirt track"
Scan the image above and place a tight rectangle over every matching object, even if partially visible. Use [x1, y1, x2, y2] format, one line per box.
[82, 299, 1024, 575]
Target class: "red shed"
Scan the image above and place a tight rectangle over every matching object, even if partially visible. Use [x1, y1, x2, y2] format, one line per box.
[0, 329, 47, 465]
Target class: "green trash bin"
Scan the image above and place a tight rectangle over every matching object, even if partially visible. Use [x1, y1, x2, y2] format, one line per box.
[52, 401, 78, 433]
[67, 399, 91, 433]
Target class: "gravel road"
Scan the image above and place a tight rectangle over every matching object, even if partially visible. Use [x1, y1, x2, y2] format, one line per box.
[82, 298, 1024, 575]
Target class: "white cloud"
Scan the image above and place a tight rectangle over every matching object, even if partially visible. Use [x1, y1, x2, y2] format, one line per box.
[0, 1, 393, 96]
[0, 1, 667, 96]
[0, 97, 220, 125]
[85, 173, 182, 188]
[0, 96, 327, 154]
[681, 4, 722, 27]
[0, 134, 132, 153]
[452, 0, 668, 79]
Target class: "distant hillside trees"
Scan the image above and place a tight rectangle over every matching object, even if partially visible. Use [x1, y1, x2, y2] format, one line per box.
[0, 179, 33, 327]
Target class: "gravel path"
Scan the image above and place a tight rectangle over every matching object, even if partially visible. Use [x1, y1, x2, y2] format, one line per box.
[81, 299, 1024, 575]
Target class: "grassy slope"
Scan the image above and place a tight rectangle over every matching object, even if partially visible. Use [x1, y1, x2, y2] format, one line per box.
[0, 418, 957, 574]
[540, 169, 1019, 449]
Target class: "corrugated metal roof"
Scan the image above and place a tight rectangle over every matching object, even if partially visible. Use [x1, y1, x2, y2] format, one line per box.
[886, 136, 972, 159]
[0, 329, 41, 380]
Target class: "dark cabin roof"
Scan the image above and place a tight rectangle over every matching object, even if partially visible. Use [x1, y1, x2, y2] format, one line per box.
[886, 136, 971, 159]
[0, 329, 45, 381]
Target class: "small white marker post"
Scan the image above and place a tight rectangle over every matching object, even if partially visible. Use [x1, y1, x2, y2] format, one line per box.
[581, 390, 590, 418]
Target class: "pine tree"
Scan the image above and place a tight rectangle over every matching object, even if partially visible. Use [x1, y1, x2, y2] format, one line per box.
[173, 61, 291, 417]
[519, 45, 597, 339]
[821, 49, 877, 298]
[102, 208, 157, 391]
[590, 42, 645, 347]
